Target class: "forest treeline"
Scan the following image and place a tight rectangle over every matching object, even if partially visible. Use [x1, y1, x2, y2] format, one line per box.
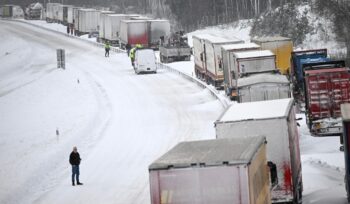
[4, 0, 288, 31]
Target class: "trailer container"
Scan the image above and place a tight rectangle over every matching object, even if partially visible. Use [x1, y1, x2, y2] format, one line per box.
[46, 3, 60, 22]
[57, 5, 63, 23]
[131, 16, 152, 20]
[291, 49, 328, 99]
[62, 5, 72, 24]
[192, 34, 213, 80]
[252, 37, 293, 75]
[304, 61, 350, 136]
[149, 137, 271, 204]
[2, 5, 12, 17]
[227, 50, 277, 98]
[119, 20, 149, 48]
[237, 73, 290, 103]
[221, 43, 261, 97]
[104, 14, 138, 44]
[203, 36, 244, 88]
[77, 9, 100, 35]
[57, 5, 72, 24]
[147, 19, 171, 49]
[98, 11, 115, 41]
[2, 5, 24, 18]
[215, 98, 303, 203]
[341, 104, 350, 202]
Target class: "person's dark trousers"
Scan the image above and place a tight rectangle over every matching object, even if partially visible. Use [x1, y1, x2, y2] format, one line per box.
[105, 48, 110, 57]
[72, 165, 80, 185]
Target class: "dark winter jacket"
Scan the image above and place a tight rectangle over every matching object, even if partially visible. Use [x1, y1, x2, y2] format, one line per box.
[69, 152, 81, 166]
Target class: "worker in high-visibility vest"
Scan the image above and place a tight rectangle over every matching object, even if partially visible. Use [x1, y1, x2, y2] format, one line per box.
[129, 44, 143, 66]
[105, 42, 110, 57]
[130, 47, 136, 66]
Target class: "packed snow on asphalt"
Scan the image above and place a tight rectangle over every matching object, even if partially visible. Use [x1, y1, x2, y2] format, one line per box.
[0, 19, 348, 204]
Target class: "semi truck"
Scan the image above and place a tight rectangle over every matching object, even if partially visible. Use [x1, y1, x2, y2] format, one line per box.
[225, 50, 277, 98]
[147, 19, 171, 49]
[59, 5, 73, 25]
[291, 49, 328, 102]
[98, 11, 115, 42]
[46, 3, 60, 22]
[221, 43, 261, 97]
[252, 36, 293, 75]
[1, 5, 24, 18]
[149, 137, 271, 204]
[341, 103, 350, 202]
[203, 35, 244, 88]
[236, 73, 290, 103]
[215, 98, 303, 204]
[25, 3, 43, 20]
[159, 31, 191, 63]
[304, 61, 350, 136]
[104, 14, 138, 44]
[119, 20, 149, 48]
[192, 34, 213, 80]
[76, 9, 100, 36]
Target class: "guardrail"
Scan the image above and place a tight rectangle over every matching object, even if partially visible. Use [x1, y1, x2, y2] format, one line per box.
[157, 63, 229, 108]
[11, 19, 228, 108]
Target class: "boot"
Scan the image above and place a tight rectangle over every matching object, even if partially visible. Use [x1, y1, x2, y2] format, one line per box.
[72, 181, 75, 186]
[77, 181, 83, 185]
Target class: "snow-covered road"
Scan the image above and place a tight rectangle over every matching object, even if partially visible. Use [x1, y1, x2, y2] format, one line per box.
[0, 19, 349, 204]
[0, 20, 222, 204]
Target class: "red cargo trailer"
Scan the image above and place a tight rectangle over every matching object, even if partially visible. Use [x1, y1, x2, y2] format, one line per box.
[304, 62, 350, 136]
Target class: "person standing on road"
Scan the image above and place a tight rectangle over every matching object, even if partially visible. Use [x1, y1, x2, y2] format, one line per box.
[69, 146, 83, 186]
[105, 42, 111, 57]
[125, 43, 131, 56]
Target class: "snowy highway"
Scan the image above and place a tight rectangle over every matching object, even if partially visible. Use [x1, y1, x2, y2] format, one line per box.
[0, 20, 222, 204]
[0, 19, 348, 204]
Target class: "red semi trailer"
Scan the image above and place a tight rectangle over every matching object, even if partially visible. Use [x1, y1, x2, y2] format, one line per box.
[304, 61, 350, 136]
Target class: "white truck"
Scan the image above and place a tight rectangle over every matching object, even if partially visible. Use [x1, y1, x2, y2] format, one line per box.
[76, 9, 100, 36]
[98, 11, 115, 42]
[193, 34, 213, 80]
[119, 20, 149, 48]
[215, 98, 303, 204]
[221, 43, 261, 97]
[203, 35, 244, 88]
[46, 3, 61, 22]
[104, 14, 138, 44]
[149, 137, 271, 204]
[57, 5, 71, 24]
[147, 19, 171, 49]
[237, 73, 291, 103]
[228, 50, 277, 98]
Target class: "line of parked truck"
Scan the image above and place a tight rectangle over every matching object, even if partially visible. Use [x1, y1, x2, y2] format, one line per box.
[193, 33, 350, 137]
[148, 33, 350, 203]
[45, 3, 171, 50]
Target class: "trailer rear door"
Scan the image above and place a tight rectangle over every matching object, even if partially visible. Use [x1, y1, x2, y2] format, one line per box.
[305, 68, 350, 120]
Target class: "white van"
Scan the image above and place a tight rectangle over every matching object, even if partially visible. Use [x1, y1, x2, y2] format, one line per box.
[134, 49, 157, 74]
